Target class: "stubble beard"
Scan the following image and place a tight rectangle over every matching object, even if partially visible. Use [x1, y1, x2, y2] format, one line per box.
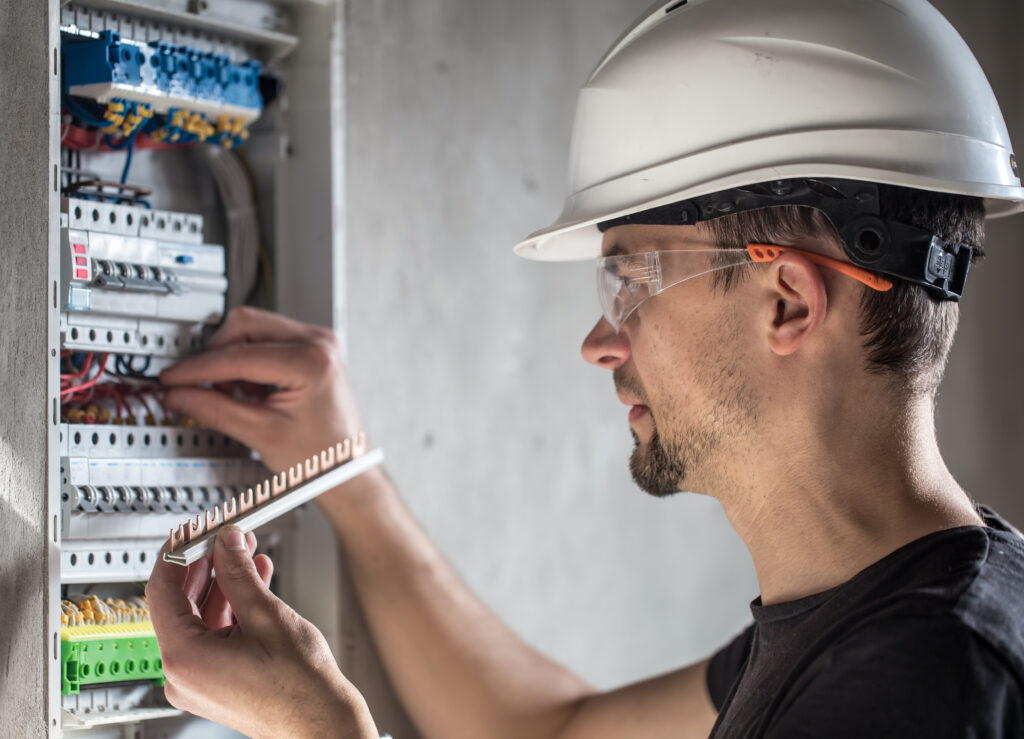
[616, 362, 753, 499]
[629, 426, 687, 498]
[628, 419, 722, 498]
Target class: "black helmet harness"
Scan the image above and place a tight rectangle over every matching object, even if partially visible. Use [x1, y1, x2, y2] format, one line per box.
[597, 177, 974, 301]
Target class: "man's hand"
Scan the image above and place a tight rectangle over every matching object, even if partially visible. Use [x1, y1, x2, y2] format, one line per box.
[146, 525, 377, 739]
[161, 306, 364, 472]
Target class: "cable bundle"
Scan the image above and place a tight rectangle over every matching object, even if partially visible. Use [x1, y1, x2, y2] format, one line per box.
[202, 147, 261, 310]
[61, 594, 150, 630]
[61, 352, 189, 426]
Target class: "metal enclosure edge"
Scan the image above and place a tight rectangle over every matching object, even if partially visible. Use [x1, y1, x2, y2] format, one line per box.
[273, 0, 347, 689]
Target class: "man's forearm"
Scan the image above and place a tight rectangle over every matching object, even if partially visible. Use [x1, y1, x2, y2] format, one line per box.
[317, 468, 593, 739]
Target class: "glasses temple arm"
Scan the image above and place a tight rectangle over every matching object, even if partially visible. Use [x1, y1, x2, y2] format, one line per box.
[746, 244, 893, 292]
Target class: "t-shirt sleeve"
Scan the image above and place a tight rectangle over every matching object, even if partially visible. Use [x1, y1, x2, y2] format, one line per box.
[763, 617, 1023, 739]
[706, 623, 755, 712]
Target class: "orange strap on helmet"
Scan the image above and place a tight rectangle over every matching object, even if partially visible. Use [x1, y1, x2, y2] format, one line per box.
[747, 244, 893, 292]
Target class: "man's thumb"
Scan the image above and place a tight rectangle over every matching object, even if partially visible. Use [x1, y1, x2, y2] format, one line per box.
[212, 526, 277, 623]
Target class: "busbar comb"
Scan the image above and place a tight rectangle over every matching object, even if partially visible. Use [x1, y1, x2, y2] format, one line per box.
[164, 433, 382, 566]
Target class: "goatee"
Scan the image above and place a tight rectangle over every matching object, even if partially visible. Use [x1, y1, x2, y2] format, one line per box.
[629, 427, 687, 498]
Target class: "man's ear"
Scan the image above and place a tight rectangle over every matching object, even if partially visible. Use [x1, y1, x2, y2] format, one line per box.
[764, 252, 828, 357]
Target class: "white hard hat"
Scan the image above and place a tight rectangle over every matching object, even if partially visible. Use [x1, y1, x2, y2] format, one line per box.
[515, 0, 1024, 263]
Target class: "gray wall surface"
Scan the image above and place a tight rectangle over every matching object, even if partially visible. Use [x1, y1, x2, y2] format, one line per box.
[342, 0, 1024, 723]
[930, 0, 1024, 524]
[0, 0, 60, 733]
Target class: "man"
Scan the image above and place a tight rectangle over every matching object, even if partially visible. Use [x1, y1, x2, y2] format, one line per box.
[146, 0, 1024, 737]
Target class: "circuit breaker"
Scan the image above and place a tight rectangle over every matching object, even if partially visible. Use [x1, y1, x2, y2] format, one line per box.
[6, 0, 354, 735]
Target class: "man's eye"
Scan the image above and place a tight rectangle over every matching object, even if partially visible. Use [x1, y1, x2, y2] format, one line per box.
[621, 276, 640, 294]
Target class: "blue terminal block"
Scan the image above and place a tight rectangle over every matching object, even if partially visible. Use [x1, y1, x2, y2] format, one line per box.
[63, 30, 148, 89]
[222, 61, 263, 110]
[62, 29, 264, 135]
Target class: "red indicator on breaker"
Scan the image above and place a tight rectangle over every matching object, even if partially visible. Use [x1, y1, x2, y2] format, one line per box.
[75, 256, 87, 266]
[73, 244, 86, 254]
[75, 268, 89, 280]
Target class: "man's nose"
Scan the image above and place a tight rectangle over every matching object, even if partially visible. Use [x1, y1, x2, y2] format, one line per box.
[581, 316, 631, 370]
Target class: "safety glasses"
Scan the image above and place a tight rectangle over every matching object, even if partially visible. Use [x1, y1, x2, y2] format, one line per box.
[596, 244, 892, 331]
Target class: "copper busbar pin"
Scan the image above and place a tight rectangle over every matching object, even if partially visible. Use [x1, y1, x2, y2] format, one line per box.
[164, 434, 383, 566]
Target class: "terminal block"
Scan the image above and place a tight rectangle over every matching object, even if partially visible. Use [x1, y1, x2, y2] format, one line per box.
[61, 595, 164, 695]
[61, 623, 164, 695]
[62, 29, 263, 146]
[61, 198, 226, 357]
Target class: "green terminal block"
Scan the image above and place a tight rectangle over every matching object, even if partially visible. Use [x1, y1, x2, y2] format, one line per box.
[61, 624, 165, 695]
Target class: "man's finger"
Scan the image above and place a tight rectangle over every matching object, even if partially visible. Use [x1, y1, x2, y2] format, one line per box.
[254, 553, 274, 588]
[200, 532, 257, 629]
[160, 341, 318, 390]
[208, 307, 321, 350]
[209, 526, 279, 629]
[146, 542, 208, 647]
[182, 555, 213, 606]
[161, 387, 281, 448]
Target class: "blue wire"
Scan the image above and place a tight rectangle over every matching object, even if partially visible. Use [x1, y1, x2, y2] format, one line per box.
[63, 95, 108, 129]
[120, 136, 134, 184]
[105, 133, 132, 150]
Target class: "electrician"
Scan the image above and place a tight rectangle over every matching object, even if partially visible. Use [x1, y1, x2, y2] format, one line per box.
[146, 0, 1024, 736]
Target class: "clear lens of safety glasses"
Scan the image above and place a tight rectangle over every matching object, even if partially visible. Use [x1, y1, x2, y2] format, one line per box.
[596, 248, 751, 330]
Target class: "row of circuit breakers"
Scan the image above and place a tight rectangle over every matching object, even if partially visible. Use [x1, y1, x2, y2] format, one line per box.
[58, 196, 257, 715]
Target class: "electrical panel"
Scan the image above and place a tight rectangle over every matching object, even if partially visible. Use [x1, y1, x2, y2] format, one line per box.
[50, 1, 301, 735]
[0, 0, 382, 733]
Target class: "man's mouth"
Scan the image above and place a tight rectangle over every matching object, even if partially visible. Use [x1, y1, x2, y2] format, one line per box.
[628, 404, 649, 422]
[615, 370, 651, 427]
[617, 393, 650, 422]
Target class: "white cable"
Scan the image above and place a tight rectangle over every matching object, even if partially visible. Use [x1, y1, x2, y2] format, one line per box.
[202, 147, 261, 310]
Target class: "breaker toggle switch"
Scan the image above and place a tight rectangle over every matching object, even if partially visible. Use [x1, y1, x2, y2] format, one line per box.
[112, 486, 135, 512]
[92, 259, 180, 294]
[95, 486, 117, 513]
[78, 486, 100, 513]
[129, 487, 153, 512]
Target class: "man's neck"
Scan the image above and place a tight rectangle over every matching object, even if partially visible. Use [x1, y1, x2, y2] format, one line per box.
[716, 398, 984, 606]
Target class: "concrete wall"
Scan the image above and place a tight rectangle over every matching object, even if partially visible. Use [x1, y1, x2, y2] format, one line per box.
[342, 0, 1024, 723]
[929, 0, 1024, 525]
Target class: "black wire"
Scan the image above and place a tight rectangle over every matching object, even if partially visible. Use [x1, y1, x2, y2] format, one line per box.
[129, 354, 151, 374]
[113, 354, 160, 382]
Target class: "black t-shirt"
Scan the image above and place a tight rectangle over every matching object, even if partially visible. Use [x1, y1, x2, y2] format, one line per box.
[706, 506, 1024, 738]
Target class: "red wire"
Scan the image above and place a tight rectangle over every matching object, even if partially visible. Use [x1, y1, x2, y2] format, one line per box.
[60, 353, 109, 397]
[62, 124, 192, 152]
[61, 123, 104, 151]
[134, 388, 155, 420]
[61, 352, 93, 382]
[94, 384, 126, 420]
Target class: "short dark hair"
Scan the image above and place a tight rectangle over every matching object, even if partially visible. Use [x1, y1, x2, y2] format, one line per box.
[698, 186, 986, 395]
